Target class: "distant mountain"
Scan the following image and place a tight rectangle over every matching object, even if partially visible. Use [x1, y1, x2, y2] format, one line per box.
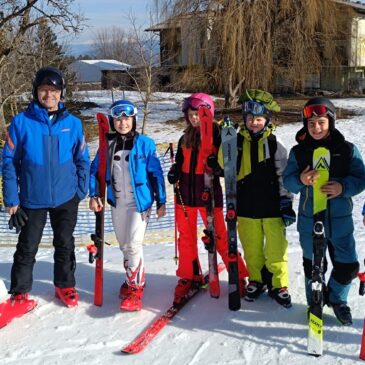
[67, 43, 95, 57]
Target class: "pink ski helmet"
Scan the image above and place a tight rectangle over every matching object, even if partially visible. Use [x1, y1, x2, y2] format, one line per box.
[182, 93, 214, 124]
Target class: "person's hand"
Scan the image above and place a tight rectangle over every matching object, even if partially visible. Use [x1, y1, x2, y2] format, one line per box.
[207, 153, 222, 175]
[300, 166, 319, 186]
[156, 203, 166, 219]
[6, 206, 18, 215]
[321, 181, 342, 199]
[279, 197, 296, 227]
[8, 207, 28, 233]
[168, 164, 180, 184]
[89, 197, 103, 212]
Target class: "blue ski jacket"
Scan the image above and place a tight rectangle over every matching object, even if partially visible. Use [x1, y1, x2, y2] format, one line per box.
[89, 132, 166, 213]
[2, 101, 90, 209]
[283, 127, 365, 260]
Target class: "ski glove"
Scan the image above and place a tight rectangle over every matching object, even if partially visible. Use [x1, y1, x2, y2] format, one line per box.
[206, 154, 223, 176]
[279, 197, 296, 227]
[8, 208, 28, 233]
[167, 163, 181, 184]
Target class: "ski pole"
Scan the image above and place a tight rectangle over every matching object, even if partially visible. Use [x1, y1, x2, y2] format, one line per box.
[358, 259, 365, 360]
[169, 143, 179, 265]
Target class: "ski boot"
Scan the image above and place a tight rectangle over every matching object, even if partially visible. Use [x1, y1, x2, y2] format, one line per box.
[0, 293, 37, 328]
[120, 285, 144, 311]
[269, 287, 292, 308]
[331, 303, 352, 326]
[173, 274, 205, 306]
[244, 281, 267, 302]
[173, 279, 193, 306]
[119, 281, 146, 299]
[55, 287, 78, 308]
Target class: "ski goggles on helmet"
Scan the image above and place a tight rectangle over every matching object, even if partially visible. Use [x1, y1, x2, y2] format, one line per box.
[182, 97, 211, 112]
[242, 101, 267, 116]
[110, 103, 137, 118]
[303, 104, 331, 119]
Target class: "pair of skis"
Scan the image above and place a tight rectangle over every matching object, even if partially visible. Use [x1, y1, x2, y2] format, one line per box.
[87, 113, 109, 306]
[199, 109, 241, 310]
[307, 147, 330, 356]
[199, 106, 220, 299]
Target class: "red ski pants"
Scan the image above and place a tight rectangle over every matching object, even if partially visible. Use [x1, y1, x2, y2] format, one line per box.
[175, 204, 248, 280]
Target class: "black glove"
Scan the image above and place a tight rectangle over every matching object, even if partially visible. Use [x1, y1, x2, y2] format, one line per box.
[280, 197, 296, 227]
[167, 164, 181, 184]
[8, 207, 28, 233]
[206, 154, 222, 176]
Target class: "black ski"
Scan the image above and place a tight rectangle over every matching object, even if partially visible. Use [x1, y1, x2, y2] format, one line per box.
[221, 116, 241, 311]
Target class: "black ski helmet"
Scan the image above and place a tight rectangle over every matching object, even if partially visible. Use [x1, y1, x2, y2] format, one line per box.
[32, 66, 66, 101]
[302, 96, 336, 130]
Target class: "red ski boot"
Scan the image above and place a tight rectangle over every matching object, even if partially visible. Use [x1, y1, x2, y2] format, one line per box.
[173, 279, 193, 306]
[119, 281, 145, 299]
[55, 287, 79, 308]
[120, 285, 144, 311]
[0, 293, 37, 328]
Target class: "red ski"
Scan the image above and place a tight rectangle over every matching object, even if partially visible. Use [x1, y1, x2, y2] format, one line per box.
[87, 112, 109, 306]
[199, 106, 220, 299]
[0, 296, 37, 329]
[121, 263, 225, 354]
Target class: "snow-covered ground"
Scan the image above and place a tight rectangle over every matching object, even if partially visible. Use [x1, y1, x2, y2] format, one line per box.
[1, 93, 365, 364]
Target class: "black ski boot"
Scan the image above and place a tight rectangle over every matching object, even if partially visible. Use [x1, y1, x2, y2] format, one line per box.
[269, 287, 292, 308]
[331, 303, 352, 326]
[244, 281, 267, 302]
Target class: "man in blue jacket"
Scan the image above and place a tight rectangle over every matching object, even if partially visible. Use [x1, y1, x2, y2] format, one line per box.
[2, 66, 90, 310]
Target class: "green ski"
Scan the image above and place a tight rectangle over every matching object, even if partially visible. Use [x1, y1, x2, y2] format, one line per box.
[308, 147, 330, 356]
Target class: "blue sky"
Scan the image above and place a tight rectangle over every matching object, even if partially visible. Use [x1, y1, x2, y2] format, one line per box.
[69, 0, 152, 45]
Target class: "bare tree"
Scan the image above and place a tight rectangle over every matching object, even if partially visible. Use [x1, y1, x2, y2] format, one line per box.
[155, 0, 354, 107]
[91, 12, 160, 135]
[126, 14, 160, 135]
[0, 0, 84, 137]
[91, 27, 141, 65]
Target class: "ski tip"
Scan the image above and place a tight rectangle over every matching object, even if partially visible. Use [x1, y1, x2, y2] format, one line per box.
[121, 345, 143, 355]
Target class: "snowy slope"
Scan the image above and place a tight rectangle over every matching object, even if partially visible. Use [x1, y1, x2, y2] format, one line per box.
[1, 95, 365, 365]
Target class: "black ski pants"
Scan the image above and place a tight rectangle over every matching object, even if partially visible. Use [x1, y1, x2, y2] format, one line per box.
[10, 195, 80, 294]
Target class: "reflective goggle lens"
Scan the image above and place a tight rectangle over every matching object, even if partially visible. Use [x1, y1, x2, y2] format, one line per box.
[182, 97, 210, 111]
[242, 101, 266, 116]
[303, 104, 328, 119]
[110, 104, 136, 118]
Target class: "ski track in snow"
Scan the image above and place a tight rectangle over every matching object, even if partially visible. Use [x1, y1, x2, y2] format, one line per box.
[1, 94, 365, 364]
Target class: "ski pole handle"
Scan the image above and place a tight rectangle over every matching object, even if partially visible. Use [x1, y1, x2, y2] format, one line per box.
[169, 143, 174, 164]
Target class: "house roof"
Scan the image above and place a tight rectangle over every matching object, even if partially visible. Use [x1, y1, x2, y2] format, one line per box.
[145, 10, 213, 32]
[76, 59, 131, 70]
